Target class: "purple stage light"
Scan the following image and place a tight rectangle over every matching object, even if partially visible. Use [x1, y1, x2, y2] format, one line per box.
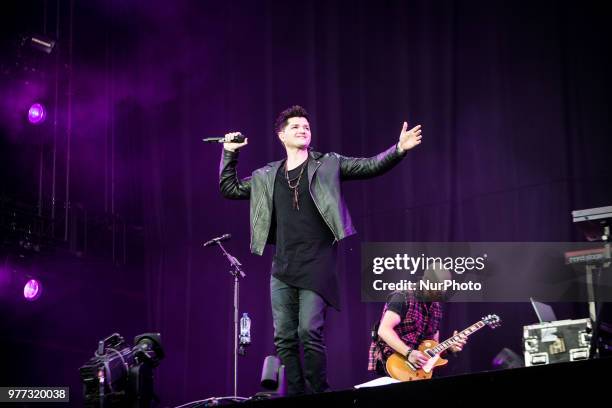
[23, 278, 42, 301]
[27, 103, 46, 124]
[492, 357, 504, 368]
[492, 348, 523, 369]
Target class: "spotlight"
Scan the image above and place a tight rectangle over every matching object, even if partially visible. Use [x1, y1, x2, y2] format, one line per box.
[254, 355, 286, 399]
[22, 34, 56, 54]
[79, 333, 164, 408]
[492, 348, 524, 369]
[23, 278, 42, 301]
[27, 103, 46, 124]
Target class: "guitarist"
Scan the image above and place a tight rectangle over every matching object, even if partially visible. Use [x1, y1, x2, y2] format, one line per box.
[368, 288, 467, 377]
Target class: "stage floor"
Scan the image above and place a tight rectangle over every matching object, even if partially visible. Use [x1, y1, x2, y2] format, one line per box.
[230, 357, 611, 407]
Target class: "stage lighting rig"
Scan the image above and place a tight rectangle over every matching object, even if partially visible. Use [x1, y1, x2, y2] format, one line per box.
[79, 332, 164, 408]
[20, 34, 56, 55]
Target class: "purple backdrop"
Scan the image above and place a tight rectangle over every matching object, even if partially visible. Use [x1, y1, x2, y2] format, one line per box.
[1, 0, 611, 406]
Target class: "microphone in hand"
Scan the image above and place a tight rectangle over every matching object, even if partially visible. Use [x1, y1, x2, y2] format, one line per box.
[202, 132, 248, 152]
[202, 132, 246, 143]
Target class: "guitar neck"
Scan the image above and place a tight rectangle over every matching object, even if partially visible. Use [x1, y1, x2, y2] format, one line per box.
[430, 321, 486, 355]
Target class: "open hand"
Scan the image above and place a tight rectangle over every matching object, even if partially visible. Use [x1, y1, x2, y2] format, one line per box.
[398, 122, 422, 153]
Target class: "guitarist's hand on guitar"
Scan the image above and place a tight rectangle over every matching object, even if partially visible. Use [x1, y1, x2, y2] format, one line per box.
[449, 330, 467, 353]
[407, 350, 429, 368]
[386, 315, 500, 381]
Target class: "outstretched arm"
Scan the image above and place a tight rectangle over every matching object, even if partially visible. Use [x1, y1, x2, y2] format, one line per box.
[339, 122, 422, 180]
[219, 133, 251, 199]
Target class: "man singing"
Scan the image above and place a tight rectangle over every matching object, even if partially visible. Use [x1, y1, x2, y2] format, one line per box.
[219, 105, 422, 395]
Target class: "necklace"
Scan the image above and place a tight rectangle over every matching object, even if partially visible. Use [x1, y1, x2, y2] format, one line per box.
[284, 159, 307, 210]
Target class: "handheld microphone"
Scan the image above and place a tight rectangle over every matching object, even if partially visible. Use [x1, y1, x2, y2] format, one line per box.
[202, 233, 232, 247]
[202, 133, 246, 143]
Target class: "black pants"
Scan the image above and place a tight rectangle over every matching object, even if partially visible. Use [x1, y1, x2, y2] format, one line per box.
[270, 275, 330, 395]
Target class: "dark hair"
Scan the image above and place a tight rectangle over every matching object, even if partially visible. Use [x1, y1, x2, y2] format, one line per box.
[274, 105, 310, 134]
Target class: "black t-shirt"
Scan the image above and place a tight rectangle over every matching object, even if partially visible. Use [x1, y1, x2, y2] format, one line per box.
[385, 291, 437, 318]
[386, 292, 409, 317]
[271, 157, 339, 309]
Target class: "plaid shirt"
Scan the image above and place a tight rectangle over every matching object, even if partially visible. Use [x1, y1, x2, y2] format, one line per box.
[368, 292, 443, 372]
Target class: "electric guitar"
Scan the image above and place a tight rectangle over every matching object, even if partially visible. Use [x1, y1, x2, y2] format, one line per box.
[385, 314, 501, 381]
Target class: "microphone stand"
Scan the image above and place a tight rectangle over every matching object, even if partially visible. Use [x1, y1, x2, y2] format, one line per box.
[211, 240, 246, 400]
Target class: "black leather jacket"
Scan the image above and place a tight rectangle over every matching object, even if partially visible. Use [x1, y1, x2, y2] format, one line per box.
[219, 144, 407, 255]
